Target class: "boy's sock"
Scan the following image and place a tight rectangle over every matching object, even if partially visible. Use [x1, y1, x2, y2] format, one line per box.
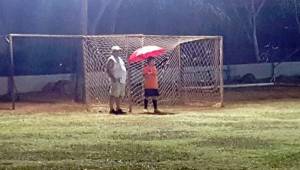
[152, 99, 158, 110]
[144, 99, 148, 109]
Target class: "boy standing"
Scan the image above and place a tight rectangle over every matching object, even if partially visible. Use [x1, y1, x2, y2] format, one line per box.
[143, 57, 161, 114]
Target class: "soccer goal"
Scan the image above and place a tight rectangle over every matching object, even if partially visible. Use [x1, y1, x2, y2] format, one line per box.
[82, 35, 224, 109]
[6, 34, 223, 110]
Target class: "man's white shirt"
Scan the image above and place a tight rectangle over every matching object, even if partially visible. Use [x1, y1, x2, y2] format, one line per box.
[108, 55, 127, 84]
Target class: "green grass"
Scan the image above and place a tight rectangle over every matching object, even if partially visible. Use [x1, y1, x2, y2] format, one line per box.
[0, 99, 300, 169]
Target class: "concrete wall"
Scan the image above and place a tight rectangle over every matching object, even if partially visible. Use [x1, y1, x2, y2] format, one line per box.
[0, 62, 300, 95]
[275, 62, 300, 76]
[225, 63, 272, 80]
[224, 62, 300, 80]
[0, 77, 8, 95]
[0, 74, 73, 95]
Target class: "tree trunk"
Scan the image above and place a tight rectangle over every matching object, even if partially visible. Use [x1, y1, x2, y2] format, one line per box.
[252, 16, 260, 62]
[251, 0, 261, 62]
[90, 1, 110, 34]
[81, 0, 88, 35]
[110, 0, 123, 34]
[293, 0, 300, 34]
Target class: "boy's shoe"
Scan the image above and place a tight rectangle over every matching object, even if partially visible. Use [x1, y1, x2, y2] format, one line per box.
[116, 109, 127, 115]
[143, 109, 149, 113]
[154, 109, 162, 114]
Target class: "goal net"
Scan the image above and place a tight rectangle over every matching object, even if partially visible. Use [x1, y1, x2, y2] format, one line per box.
[83, 35, 223, 108]
[5, 34, 223, 110]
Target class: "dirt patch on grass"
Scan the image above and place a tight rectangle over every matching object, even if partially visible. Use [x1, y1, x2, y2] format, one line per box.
[0, 102, 88, 114]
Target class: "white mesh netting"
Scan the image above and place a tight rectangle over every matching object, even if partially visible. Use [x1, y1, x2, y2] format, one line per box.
[82, 35, 223, 107]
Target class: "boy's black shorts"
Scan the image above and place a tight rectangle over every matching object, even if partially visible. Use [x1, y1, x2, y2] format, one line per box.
[144, 89, 159, 97]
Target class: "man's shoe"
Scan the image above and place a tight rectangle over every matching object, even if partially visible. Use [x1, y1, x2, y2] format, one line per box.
[109, 109, 117, 114]
[116, 109, 127, 115]
[154, 109, 162, 114]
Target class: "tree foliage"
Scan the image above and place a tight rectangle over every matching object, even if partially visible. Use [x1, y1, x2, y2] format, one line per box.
[0, 0, 299, 75]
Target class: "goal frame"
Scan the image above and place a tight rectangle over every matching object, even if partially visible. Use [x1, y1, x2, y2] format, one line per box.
[7, 34, 224, 110]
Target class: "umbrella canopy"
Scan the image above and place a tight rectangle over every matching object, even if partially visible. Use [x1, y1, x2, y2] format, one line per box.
[129, 46, 165, 63]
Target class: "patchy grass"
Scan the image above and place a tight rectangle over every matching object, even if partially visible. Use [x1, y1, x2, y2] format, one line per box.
[0, 99, 300, 169]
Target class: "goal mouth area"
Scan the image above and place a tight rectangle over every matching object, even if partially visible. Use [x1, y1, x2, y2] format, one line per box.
[5, 34, 223, 110]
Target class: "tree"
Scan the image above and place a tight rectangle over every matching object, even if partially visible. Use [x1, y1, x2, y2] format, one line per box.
[226, 0, 267, 62]
[292, 0, 300, 34]
[290, 0, 300, 58]
[277, 0, 300, 60]
[89, 1, 110, 34]
[278, 0, 300, 34]
[81, 0, 88, 35]
[89, 0, 123, 34]
[250, 0, 267, 62]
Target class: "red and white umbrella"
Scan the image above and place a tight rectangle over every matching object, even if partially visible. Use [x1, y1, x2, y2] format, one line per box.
[129, 45, 165, 63]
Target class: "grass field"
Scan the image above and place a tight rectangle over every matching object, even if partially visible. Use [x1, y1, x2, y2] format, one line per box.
[0, 97, 300, 170]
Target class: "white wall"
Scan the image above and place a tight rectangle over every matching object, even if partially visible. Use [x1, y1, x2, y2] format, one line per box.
[225, 62, 300, 80]
[0, 74, 73, 95]
[0, 62, 300, 95]
[225, 63, 272, 79]
[275, 62, 300, 76]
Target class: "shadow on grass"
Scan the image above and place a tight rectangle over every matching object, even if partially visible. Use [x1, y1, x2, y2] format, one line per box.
[264, 151, 300, 169]
[0, 142, 196, 169]
[192, 136, 274, 150]
[110, 130, 197, 141]
[0, 107, 12, 111]
[137, 111, 177, 115]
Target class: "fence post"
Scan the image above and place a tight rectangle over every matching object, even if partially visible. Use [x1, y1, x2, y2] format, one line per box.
[219, 37, 224, 107]
[8, 35, 16, 110]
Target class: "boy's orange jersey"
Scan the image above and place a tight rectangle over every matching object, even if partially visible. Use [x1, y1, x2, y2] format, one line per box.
[143, 65, 159, 89]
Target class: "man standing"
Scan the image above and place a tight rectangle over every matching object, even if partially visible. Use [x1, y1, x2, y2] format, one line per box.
[106, 46, 127, 114]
